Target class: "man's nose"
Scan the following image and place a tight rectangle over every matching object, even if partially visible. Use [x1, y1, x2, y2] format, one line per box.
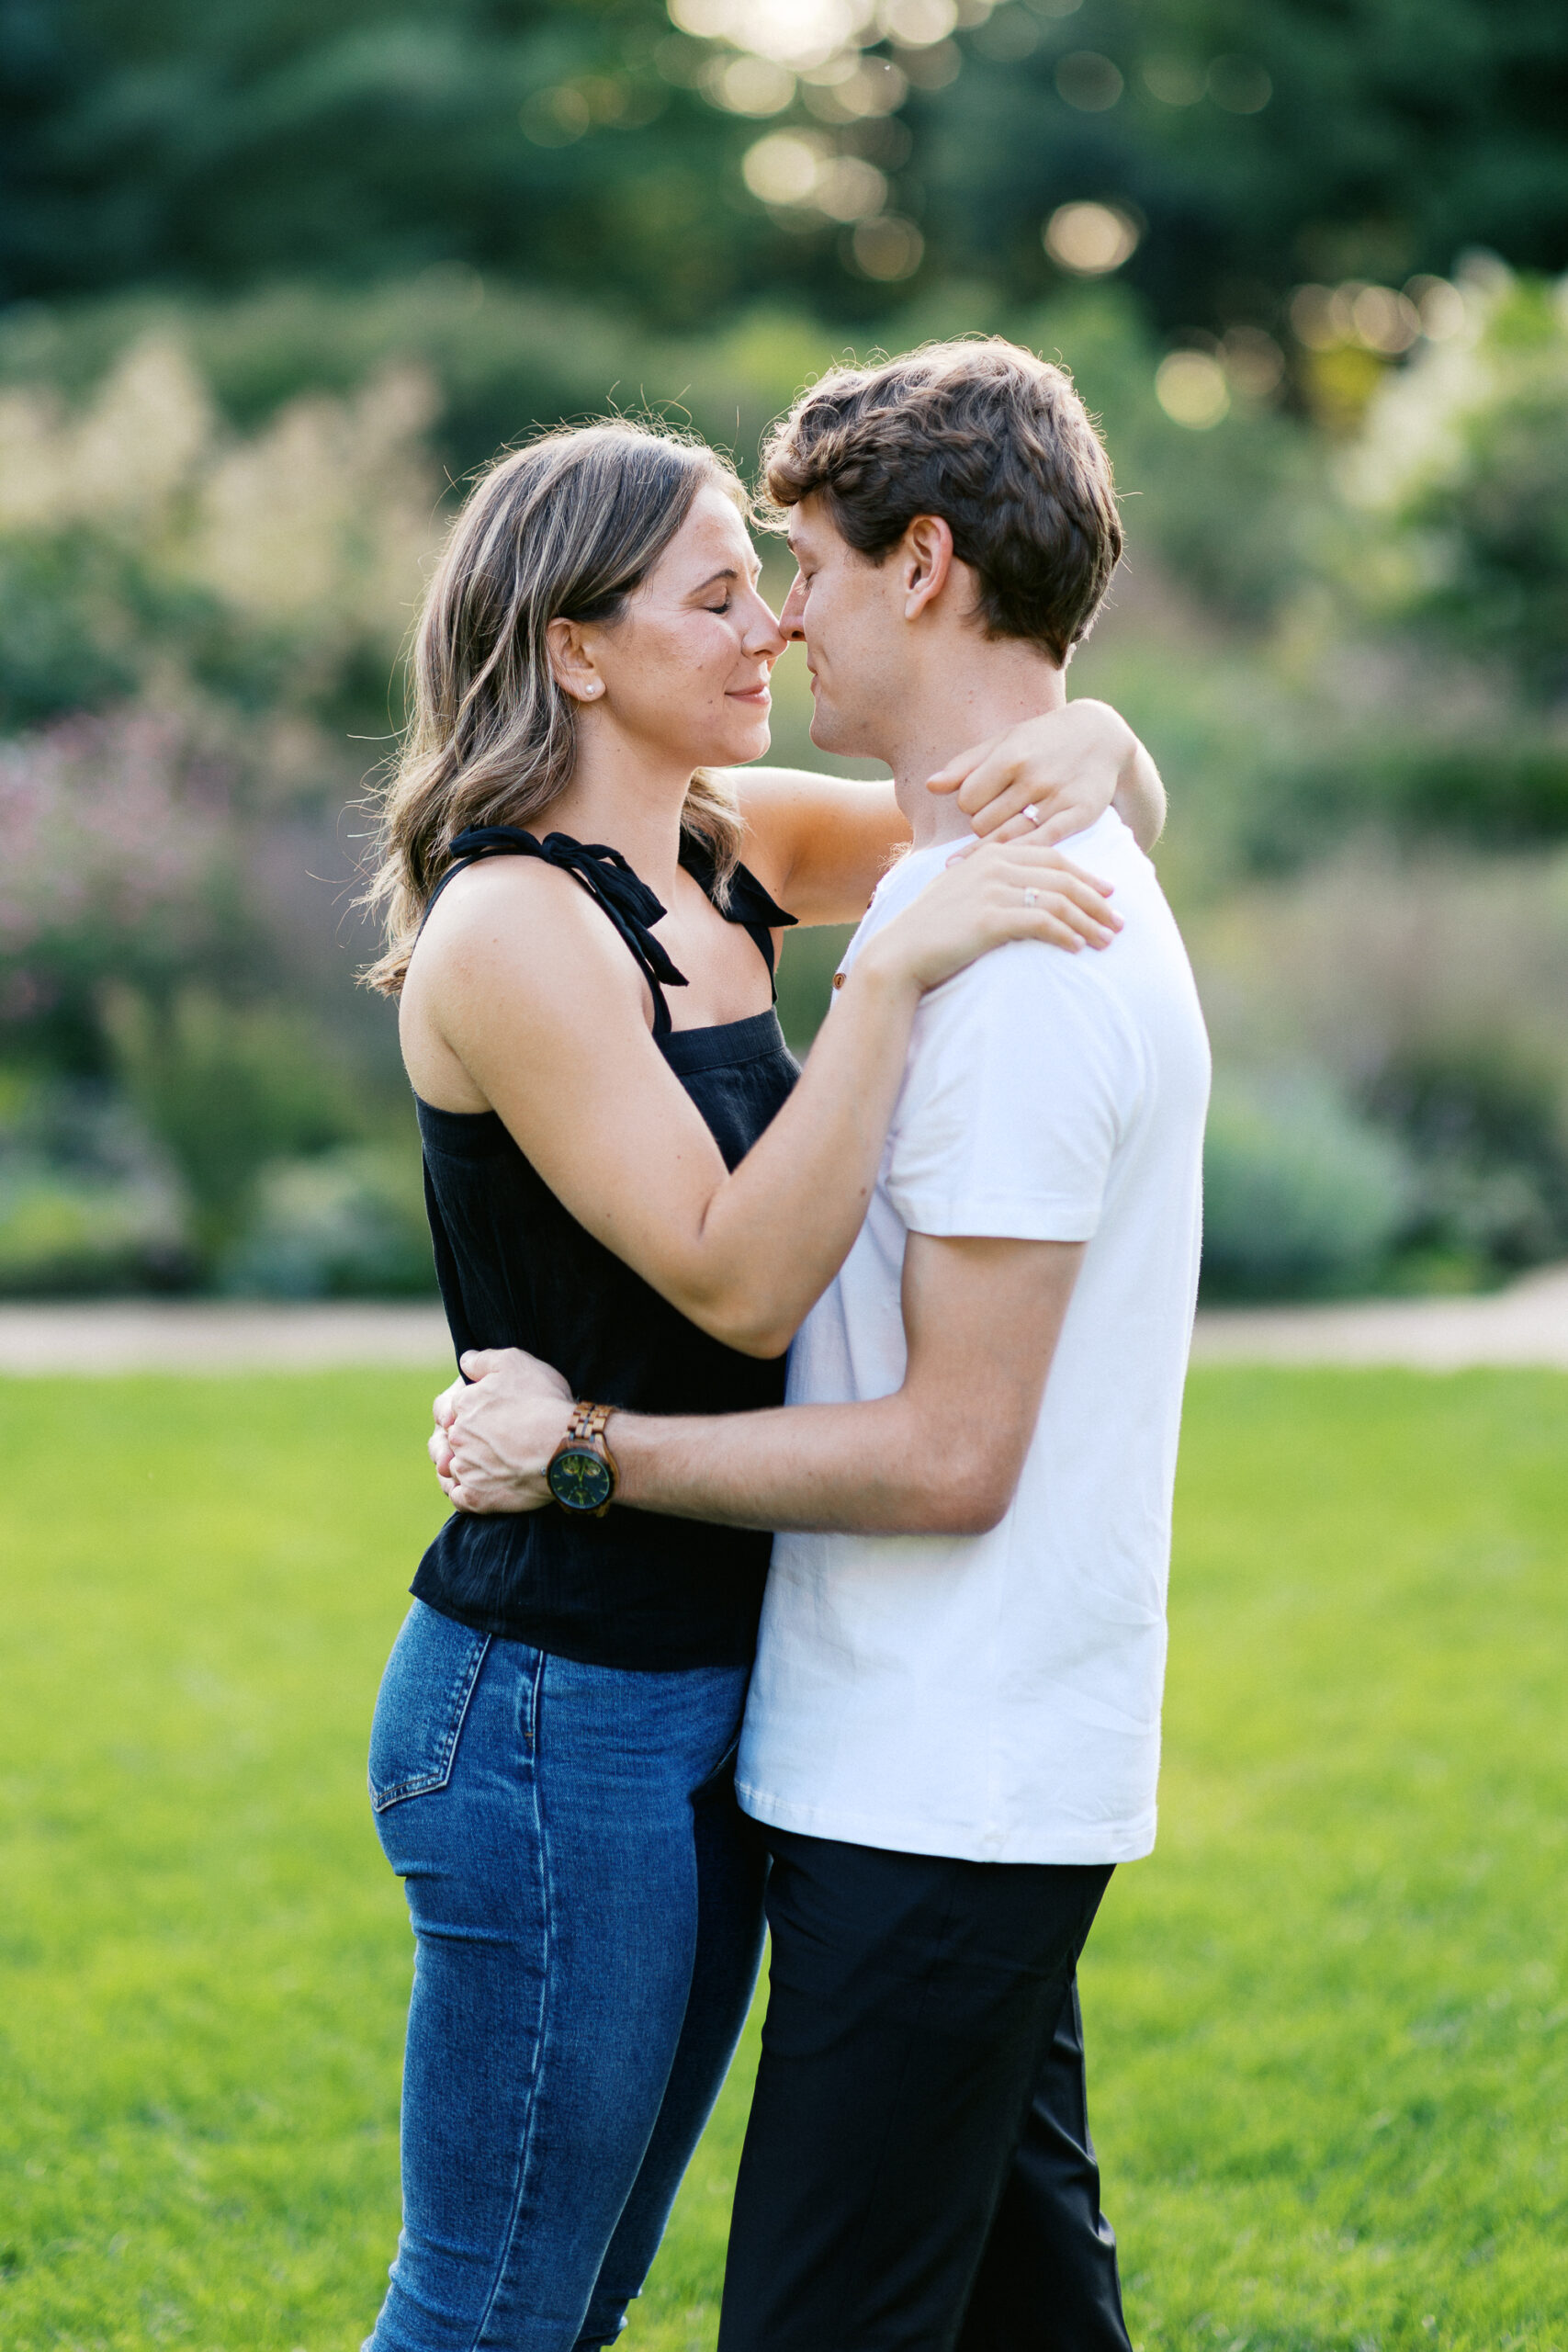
[778, 571, 807, 641]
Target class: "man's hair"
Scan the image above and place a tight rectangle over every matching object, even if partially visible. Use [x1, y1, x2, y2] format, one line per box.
[761, 337, 1122, 665]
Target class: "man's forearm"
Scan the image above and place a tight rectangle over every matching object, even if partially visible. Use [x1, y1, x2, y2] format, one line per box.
[610, 1396, 999, 1539]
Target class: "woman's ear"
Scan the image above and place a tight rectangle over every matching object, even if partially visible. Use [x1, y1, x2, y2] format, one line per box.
[901, 514, 955, 621]
[546, 617, 606, 703]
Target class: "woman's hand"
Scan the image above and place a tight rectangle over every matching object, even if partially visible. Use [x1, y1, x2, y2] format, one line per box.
[430, 1348, 575, 1514]
[925, 700, 1166, 853]
[858, 834, 1121, 1000]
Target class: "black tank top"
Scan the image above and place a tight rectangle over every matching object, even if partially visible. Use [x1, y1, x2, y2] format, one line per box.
[410, 823, 800, 1670]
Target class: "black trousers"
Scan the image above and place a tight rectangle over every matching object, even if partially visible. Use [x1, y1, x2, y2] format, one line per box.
[717, 1829, 1133, 2352]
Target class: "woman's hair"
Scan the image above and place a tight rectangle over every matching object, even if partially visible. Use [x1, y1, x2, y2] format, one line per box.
[364, 419, 748, 994]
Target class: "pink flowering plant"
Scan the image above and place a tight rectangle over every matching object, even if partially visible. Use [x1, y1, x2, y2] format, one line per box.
[0, 706, 240, 1048]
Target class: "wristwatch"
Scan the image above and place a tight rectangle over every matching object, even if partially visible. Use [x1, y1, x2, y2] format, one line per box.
[547, 1401, 619, 1516]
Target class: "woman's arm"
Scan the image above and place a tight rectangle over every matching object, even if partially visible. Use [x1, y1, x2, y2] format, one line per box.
[412, 836, 1119, 1361]
[727, 765, 908, 928]
[728, 701, 1164, 926]
[929, 700, 1166, 854]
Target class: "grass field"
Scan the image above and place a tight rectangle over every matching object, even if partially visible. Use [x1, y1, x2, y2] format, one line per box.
[1, 1368, 1565, 2352]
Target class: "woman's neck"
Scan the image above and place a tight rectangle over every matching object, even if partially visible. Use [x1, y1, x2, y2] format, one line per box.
[542, 726, 694, 899]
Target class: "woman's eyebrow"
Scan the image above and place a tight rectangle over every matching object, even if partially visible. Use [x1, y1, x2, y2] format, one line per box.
[690, 563, 761, 595]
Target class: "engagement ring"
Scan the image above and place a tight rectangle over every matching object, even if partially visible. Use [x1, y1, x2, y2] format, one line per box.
[1022, 803, 1041, 826]
[1023, 888, 1039, 907]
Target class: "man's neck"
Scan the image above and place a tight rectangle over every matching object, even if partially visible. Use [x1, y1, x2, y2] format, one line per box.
[886, 645, 1068, 850]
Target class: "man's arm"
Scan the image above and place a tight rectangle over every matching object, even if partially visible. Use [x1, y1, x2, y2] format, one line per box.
[437, 1232, 1085, 1537]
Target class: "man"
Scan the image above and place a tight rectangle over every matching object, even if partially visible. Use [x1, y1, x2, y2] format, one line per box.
[433, 338, 1211, 2350]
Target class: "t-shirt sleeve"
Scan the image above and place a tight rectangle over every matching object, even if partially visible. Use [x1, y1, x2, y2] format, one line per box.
[885, 938, 1143, 1242]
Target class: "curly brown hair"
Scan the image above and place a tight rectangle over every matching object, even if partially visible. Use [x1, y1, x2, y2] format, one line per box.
[761, 337, 1122, 666]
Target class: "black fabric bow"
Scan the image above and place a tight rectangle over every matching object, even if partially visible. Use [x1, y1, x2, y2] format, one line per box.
[446, 824, 689, 990]
[679, 833, 798, 942]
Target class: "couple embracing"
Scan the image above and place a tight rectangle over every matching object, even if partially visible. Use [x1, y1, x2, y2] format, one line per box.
[360, 337, 1210, 2352]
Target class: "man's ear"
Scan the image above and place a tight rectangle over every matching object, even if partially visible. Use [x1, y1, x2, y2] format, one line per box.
[899, 514, 956, 622]
[546, 616, 605, 704]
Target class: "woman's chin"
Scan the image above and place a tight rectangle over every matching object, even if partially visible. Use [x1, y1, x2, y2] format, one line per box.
[694, 718, 773, 769]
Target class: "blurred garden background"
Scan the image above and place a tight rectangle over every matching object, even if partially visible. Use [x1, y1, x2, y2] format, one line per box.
[2, 0, 1566, 1305]
[4, 10, 1568, 2352]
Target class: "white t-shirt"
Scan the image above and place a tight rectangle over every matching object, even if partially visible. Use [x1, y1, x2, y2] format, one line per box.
[736, 810, 1211, 1865]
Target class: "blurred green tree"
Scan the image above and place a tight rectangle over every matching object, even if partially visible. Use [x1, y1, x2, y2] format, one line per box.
[3, 0, 1563, 334]
[1342, 270, 1568, 701]
[926, 0, 1568, 334]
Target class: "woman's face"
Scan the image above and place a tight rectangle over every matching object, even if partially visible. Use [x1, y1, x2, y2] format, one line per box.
[571, 486, 785, 770]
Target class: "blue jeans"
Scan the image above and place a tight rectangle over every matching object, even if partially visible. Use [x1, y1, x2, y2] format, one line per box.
[366, 1601, 766, 2351]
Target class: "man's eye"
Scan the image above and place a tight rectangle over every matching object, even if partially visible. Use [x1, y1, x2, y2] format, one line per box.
[707, 597, 731, 614]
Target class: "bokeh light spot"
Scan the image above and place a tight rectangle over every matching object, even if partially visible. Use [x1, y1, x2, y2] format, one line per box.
[1043, 202, 1139, 276]
[850, 215, 925, 278]
[742, 131, 825, 205]
[879, 0, 957, 46]
[1055, 52, 1123, 110]
[1156, 351, 1231, 429]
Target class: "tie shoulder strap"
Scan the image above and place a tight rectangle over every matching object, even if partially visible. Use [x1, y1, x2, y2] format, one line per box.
[423, 824, 689, 1040]
[678, 834, 797, 984]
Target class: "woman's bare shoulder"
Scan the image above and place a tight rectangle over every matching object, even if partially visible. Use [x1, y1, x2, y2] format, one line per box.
[400, 854, 650, 1108]
[410, 853, 636, 997]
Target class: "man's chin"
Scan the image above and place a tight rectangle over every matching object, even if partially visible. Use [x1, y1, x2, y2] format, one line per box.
[807, 700, 852, 754]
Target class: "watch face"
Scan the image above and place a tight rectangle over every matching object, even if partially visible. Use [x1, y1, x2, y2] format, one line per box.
[549, 1446, 614, 1512]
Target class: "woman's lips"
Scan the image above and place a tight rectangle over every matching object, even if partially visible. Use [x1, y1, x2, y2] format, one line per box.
[728, 685, 772, 706]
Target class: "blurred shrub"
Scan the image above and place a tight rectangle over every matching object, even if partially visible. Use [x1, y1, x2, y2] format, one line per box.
[0, 1073, 192, 1295]
[1367, 1045, 1568, 1274]
[1194, 848, 1568, 1284]
[1244, 730, 1568, 869]
[0, 281, 827, 515]
[105, 989, 378, 1260]
[0, 334, 439, 731]
[0, 706, 242, 1068]
[219, 1143, 434, 1298]
[1201, 1073, 1411, 1299]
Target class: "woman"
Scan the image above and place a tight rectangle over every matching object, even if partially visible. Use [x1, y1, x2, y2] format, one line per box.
[361, 418, 1158, 2352]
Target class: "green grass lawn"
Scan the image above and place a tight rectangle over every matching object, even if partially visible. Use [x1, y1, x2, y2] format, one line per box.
[1, 1369, 1564, 2352]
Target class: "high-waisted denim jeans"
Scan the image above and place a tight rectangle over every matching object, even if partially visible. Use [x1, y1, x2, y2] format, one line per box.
[366, 1600, 766, 2352]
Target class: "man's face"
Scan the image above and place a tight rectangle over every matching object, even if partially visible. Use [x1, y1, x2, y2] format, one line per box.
[778, 494, 906, 762]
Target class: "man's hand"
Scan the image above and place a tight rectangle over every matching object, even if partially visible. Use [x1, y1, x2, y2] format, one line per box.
[429, 1348, 575, 1515]
[926, 701, 1165, 854]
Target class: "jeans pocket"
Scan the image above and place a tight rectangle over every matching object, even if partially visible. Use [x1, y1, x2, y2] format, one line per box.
[369, 1601, 491, 1814]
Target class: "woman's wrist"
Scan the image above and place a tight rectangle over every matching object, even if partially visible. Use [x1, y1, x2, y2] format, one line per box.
[840, 930, 922, 1013]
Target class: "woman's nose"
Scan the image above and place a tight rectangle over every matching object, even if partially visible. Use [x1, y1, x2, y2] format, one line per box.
[745, 590, 789, 657]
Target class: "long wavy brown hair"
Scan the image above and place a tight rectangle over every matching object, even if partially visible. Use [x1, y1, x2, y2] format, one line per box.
[363, 420, 748, 995]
